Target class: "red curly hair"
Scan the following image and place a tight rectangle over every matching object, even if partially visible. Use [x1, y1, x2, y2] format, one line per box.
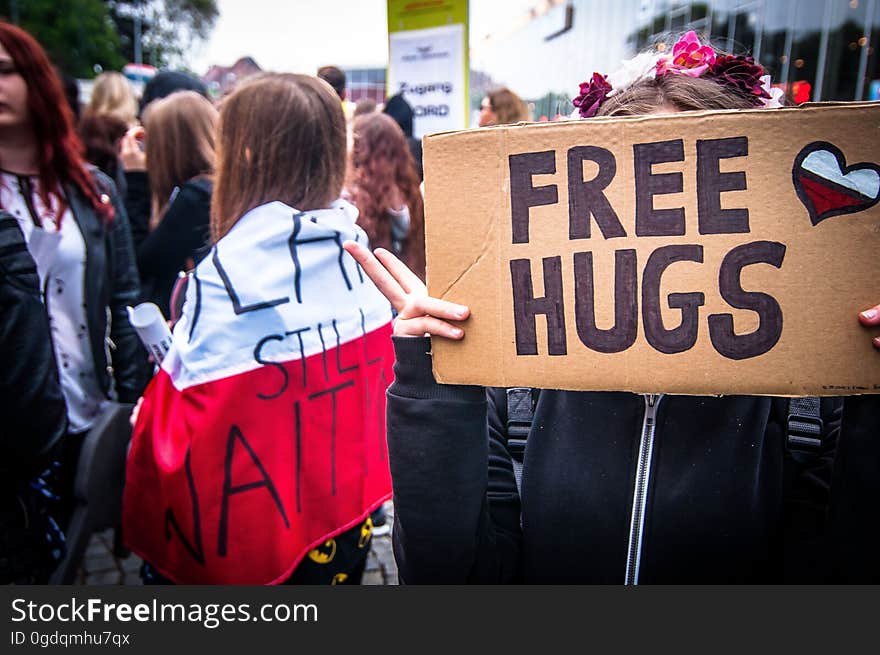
[347, 112, 425, 280]
[0, 22, 111, 225]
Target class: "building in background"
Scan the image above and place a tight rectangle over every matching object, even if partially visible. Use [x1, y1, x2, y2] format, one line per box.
[344, 67, 387, 104]
[203, 56, 262, 98]
[471, 0, 880, 121]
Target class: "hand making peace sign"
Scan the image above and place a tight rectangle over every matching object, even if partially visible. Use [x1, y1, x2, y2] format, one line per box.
[342, 241, 469, 340]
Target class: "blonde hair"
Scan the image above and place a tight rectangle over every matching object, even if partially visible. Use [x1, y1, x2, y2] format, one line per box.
[88, 71, 138, 126]
[487, 87, 530, 124]
[597, 74, 756, 117]
[142, 91, 217, 229]
[211, 73, 346, 242]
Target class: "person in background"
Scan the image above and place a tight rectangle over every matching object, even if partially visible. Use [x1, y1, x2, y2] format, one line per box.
[344, 32, 880, 584]
[80, 73, 138, 198]
[138, 70, 209, 117]
[478, 87, 530, 127]
[318, 65, 354, 119]
[346, 112, 425, 282]
[120, 71, 210, 252]
[0, 22, 147, 528]
[354, 97, 377, 117]
[78, 112, 129, 197]
[123, 73, 394, 585]
[87, 71, 138, 128]
[383, 92, 423, 182]
[0, 212, 68, 584]
[318, 64, 346, 101]
[119, 91, 215, 319]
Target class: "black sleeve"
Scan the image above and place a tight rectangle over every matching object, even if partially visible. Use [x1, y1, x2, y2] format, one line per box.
[102, 175, 150, 402]
[826, 395, 880, 582]
[136, 184, 209, 279]
[123, 171, 150, 251]
[0, 216, 67, 479]
[387, 336, 522, 583]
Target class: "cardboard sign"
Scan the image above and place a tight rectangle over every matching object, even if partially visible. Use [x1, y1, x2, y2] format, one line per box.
[422, 103, 880, 396]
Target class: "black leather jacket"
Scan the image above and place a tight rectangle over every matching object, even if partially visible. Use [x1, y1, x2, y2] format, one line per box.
[0, 213, 67, 480]
[67, 170, 149, 403]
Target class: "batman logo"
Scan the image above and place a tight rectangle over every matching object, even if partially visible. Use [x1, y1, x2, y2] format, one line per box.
[358, 517, 374, 549]
[307, 539, 337, 564]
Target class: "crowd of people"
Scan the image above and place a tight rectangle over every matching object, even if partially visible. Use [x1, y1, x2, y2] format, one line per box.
[1, 21, 878, 586]
[0, 27, 422, 585]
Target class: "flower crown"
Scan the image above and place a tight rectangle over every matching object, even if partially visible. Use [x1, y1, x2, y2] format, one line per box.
[572, 30, 784, 118]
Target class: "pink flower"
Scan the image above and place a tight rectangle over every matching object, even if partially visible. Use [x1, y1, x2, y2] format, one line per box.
[572, 72, 612, 118]
[656, 30, 716, 78]
[655, 57, 669, 76]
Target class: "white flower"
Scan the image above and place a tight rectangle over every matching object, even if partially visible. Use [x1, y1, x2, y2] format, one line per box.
[760, 75, 784, 108]
[606, 51, 663, 96]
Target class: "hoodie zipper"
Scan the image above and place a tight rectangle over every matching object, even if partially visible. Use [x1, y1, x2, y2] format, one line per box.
[624, 393, 663, 585]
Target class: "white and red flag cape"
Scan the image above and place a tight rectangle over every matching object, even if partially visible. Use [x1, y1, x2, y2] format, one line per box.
[123, 199, 394, 584]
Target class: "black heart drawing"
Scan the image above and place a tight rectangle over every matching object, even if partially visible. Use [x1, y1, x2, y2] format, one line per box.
[792, 141, 880, 226]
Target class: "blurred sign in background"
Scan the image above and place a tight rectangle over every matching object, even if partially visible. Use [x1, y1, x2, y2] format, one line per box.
[387, 0, 469, 138]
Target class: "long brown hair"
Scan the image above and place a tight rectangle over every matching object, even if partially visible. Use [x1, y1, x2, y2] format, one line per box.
[142, 91, 217, 229]
[347, 112, 425, 280]
[0, 22, 110, 224]
[597, 71, 760, 117]
[211, 73, 346, 241]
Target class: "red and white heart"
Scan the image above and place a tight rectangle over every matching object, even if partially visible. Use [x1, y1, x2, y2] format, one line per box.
[793, 142, 880, 225]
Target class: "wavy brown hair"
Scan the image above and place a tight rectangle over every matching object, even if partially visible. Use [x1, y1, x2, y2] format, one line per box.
[597, 68, 763, 117]
[211, 73, 346, 241]
[142, 91, 217, 229]
[347, 112, 425, 281]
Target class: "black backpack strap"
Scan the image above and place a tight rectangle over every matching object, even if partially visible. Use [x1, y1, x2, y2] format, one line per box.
[506, 388, 538, 494]
[787, 397, 823, 461]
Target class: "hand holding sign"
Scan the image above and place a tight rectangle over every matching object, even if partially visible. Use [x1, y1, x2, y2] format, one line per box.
[859, 303, 880, 349]
[342, 241, 469, 340]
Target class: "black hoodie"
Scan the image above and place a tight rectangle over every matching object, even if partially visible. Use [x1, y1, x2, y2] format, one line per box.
[386, 337, 877, 584]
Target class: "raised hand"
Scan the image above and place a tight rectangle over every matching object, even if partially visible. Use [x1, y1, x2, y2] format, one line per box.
[119, 126, 146, 172]
[342, 241, 469, 339]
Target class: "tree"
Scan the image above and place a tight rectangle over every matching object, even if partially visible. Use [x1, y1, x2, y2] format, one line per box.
[3, 0, 125, 78]
[107, 0, 218, 69]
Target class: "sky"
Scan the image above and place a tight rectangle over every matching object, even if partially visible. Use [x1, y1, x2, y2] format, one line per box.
[187, 0, 541, 75]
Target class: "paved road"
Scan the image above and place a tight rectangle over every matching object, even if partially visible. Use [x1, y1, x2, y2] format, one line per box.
[76, 502, 398, 585]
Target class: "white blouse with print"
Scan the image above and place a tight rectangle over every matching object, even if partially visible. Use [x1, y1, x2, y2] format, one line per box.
[2, 172, 108, 433]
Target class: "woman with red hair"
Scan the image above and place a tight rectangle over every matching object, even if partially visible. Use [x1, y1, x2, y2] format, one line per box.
[346, 112, 425, 281]
[0, 23, 147, 524]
